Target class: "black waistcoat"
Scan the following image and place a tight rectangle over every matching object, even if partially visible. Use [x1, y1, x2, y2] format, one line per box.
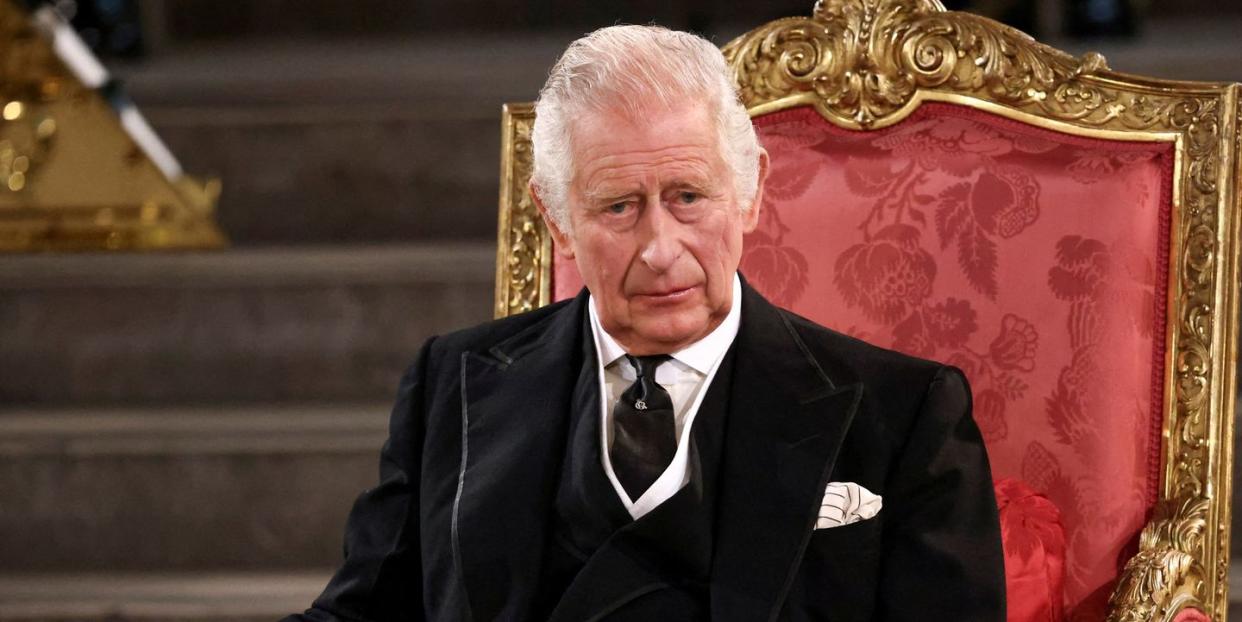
[532, 323, 737, 621]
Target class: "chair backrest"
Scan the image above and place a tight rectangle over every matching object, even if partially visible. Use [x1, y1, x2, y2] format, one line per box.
[495, 1, 1240, 619]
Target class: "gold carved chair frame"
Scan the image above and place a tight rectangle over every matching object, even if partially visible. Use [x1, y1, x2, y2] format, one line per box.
[495, 0, 1240, 619]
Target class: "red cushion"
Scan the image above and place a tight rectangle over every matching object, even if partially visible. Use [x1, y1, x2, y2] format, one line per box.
[1173, 608, 1211, 622]
[997, 477, 1066, 622]
[550, 103, 1174, 617]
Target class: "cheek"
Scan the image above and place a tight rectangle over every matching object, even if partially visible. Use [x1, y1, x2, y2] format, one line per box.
[729, 227, 748, 266]
[576, 231, 633, 290]
[695, 216, 746, 273]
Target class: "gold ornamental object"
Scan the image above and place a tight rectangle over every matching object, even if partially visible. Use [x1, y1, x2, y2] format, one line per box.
[0, 0, 225, 251]
[497, 0, 1240, 619]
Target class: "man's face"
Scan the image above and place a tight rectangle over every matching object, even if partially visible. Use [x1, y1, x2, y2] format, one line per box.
[537, 105, 766, 355]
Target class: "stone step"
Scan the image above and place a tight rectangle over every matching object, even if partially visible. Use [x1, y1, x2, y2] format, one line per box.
[143, 104, 506, 244]
[110, 36, 571, 245]
[0, 244, 494, 406]
[0, 571, 328, 621]
[148, 0, 781, 42]
[142, 0, 1237, 44]
[3, 563, 1242, 621]
[0, 403, 387, 572]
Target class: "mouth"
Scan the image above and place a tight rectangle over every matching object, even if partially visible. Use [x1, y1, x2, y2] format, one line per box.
[633, 284, 698, 304]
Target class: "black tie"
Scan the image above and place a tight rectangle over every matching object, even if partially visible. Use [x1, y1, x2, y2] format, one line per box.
[610, 354, 677, 500]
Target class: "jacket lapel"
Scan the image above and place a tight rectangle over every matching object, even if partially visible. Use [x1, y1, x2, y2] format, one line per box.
[711, 281, 863, 622]
[453, 291, 588, 621]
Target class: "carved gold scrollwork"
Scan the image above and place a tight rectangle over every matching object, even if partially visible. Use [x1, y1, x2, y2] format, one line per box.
[1106, 495, 1209, 622]
[722, 0, 1110, 128]
[494, 103, 549, 318]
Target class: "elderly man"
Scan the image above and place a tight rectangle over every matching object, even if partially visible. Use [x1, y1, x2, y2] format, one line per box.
[289, 25, 1004, 622]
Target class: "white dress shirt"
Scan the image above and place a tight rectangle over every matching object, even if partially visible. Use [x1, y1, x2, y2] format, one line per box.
[587, 273, 742, 519]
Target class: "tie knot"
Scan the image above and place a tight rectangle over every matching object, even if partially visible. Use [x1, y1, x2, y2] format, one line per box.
[625, 354, 670, 378]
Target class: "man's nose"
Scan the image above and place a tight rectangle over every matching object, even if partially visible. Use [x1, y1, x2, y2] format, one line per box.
[637, 200, 681, 273]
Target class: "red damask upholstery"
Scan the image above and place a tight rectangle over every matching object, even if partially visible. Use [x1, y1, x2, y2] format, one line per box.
[551, 102, 1175, 620]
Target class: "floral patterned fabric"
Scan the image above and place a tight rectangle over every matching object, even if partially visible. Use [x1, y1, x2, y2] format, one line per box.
[550, 103, 1174, 619]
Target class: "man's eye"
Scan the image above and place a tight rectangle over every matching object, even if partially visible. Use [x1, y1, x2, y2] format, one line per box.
[679, 192, 699, 204]
[607, 202, 628, 214]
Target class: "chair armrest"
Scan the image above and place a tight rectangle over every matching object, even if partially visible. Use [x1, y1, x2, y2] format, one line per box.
[1106, 495, 1210, 622]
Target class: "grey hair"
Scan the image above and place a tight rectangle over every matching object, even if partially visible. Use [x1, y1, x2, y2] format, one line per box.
[531, 25, 761, 232]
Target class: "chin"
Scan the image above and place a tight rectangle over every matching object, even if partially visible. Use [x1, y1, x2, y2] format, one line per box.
[634, 313, 711, 349]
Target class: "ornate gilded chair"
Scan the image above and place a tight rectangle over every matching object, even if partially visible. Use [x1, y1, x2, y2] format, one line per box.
[495, 1, 1240, 619]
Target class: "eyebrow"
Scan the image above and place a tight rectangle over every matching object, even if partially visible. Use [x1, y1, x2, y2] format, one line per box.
[582, 187, 639, 204]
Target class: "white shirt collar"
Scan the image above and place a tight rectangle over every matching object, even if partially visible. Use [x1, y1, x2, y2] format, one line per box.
[588, 273, 742, 375]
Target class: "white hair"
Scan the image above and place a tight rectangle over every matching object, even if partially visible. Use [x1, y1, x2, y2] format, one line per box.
[530, 25, 761, 232]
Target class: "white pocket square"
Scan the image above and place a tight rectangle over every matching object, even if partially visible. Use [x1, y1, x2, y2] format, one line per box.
[816, 482, 882, 529]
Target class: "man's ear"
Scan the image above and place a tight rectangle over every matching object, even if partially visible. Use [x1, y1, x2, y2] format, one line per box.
[742, 148, 769, 234]
[530, 181, 575, 260]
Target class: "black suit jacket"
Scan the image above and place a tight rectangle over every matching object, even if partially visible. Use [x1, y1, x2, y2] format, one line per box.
[290, 281, 1005, 621]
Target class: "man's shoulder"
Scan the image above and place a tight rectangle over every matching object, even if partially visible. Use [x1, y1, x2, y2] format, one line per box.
[427, 295, 578, 360]
[772, 304, 949, 390]
[766, 303, 972, 450]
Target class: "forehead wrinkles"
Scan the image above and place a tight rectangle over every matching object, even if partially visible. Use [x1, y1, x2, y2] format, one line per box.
[581, 148, 718, 192]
